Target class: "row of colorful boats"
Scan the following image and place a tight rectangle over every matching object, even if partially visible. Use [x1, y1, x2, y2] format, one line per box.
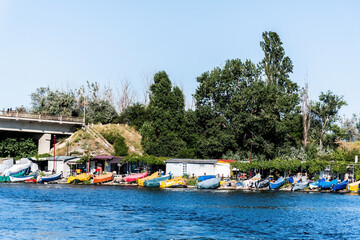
[122, 172, 187, 188]
[233, 173, 360, 192]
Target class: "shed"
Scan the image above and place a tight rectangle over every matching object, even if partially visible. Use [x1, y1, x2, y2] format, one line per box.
[165, 158, 233, 178]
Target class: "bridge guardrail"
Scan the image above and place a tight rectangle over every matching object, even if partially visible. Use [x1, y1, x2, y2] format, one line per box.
[0, 111, 84, 123]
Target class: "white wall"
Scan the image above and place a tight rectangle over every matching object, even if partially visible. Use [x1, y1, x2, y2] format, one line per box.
[48, 161, 69, 175]
[166, 162, 231, 177]
[0, 159, 13, 174]
[187, 163, 215, 177]
[166, 162, 183, 176]
[215, 163, 231, 178]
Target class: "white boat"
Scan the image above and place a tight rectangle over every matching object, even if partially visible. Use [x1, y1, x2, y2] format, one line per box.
[9, 171, 37, 182]
[292, 181, 309, 191]
[3, 163, 31, 176]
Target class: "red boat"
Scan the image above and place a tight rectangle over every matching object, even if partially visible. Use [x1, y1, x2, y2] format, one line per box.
[25, 179, 37, 183]
[123, 172, 148, 182]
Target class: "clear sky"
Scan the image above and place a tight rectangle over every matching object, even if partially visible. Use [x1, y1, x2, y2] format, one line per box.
[0, 0, 359, 117]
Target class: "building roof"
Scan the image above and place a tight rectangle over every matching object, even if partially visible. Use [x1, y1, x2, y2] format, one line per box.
[92, 155, 114, 160]
[165, 158, 218, 164]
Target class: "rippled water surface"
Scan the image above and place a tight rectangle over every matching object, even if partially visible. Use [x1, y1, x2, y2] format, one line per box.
[0, 184, 359, 239]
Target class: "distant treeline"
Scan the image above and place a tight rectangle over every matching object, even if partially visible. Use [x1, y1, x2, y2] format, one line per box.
[21, 32, 360, 168]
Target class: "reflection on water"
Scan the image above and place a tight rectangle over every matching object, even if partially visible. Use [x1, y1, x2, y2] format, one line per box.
[0, 184, 359, 239]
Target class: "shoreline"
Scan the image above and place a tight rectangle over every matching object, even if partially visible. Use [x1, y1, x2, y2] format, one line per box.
[20, 181, 353, 193]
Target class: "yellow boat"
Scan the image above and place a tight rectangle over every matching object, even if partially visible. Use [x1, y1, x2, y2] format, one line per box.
[138, 171, 159, 186]
[160, 176, 186, 188]
[348, 180, 360, 192]
[67, 173, 91, 184]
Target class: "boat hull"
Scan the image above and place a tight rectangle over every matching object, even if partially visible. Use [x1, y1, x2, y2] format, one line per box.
[39, 172, 63, 183]
[9, 172, 37, 182]
[197, 178, 221, 189]
[123, 172, 147, 182]
[144, 175, 171, 187]
[198, 175, 216, 182]
[332, 180, 348, 192]
[348, 181, 360, 192]
[257, 180, 269, 189]
[318, 179, 338, 190]
[138, 172, 159, 186]
[292, 181, 309, 191]
[93, 173, 114, 184]
[269, 177, 284, 190]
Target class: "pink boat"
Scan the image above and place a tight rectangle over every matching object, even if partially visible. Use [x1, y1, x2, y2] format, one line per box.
[123, 172, 148, 182]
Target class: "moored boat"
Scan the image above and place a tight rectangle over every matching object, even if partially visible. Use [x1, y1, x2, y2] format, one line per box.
[93, 172, 114, 184]
[3, 163, 31, 177]
[138, 172, 159, 186]
[292, 181, 309, 191]
[160, 176, 187, 188]
[269, 177, 284, 190]
[318, 179, 338, 190]
[197, 177, 221, 189]
[9, 171, 37, 182]
[39, 172, 63, 183]
[332, 179, 348, 192]
[123, 172, 148, 183]
[198, 175, 216, 182]
[348, 180, 360, 192]
[67, 173, 91, 184]
[0, 170, 26, 183]
[257, 179, 270, 189]
[144, 174, 172, 187]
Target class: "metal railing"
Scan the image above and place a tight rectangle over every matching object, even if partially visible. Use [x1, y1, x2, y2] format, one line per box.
[0, 111, 84, 123]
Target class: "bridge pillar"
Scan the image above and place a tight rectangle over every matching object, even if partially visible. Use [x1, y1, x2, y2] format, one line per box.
[38, 133, 51, 154]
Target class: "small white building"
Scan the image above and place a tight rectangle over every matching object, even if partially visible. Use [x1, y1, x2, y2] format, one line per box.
[165, 158, 232, 178]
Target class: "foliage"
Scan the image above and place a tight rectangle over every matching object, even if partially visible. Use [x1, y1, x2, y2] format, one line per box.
[0, 138, 37, 159]
[31, 87, 78, 116]
[113, 137, 128, 156]
[185, 178, 197, 186]
[311, 90, 347, 148]
[99, 128, 129, 156]
[122, 154, 167, 166]
[78, 155, 90, 163]
[118, 103, 149, 131]
[34, 153, 52, 159]
[141, 71, 186, 157]
[193, 32, 301, 159]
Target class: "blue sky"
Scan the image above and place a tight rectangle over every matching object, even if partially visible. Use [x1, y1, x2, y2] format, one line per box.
[0, 0, 359, 117]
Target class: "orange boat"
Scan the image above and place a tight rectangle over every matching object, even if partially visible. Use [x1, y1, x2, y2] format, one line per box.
[93, 173, 114, 184]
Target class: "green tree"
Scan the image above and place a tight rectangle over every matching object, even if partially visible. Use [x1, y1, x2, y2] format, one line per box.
[193, 32, 301, 159]
[141, 71, 186, 157]
[0, 138, 37, 159]
[84, 81, 118, 124]
[118, 103, 149, 130]
[311, 91, 347, 148]
[31, 87, 78, 116]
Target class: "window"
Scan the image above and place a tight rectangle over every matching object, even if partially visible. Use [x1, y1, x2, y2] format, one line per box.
[183, 163, 187, 175]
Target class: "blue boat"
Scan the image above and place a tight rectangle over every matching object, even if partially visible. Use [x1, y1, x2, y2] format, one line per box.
[309, 178, 325, 189]
[197, 177, 220, 189]
[332, 179, 348, 192]
[198, 175, 216, 182]
[318, 179, 338, 190]
[144, 174, 171, 187]
[269, 177, 284, 190]
[39, 172, 63, 183]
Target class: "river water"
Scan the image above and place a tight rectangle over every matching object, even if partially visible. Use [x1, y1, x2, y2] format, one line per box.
[0, 184, 359, 239]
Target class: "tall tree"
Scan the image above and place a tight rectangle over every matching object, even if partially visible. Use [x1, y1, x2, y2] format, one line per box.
[141, 71, 186, 157]
[311, 91, 347, 148]
[31, 87, 77, 116]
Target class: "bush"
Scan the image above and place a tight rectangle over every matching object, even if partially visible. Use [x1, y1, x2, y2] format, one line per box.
[114, 137, 128, 156]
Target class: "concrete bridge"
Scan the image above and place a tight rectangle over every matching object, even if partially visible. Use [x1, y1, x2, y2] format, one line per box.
[0, 111, 84, 154]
